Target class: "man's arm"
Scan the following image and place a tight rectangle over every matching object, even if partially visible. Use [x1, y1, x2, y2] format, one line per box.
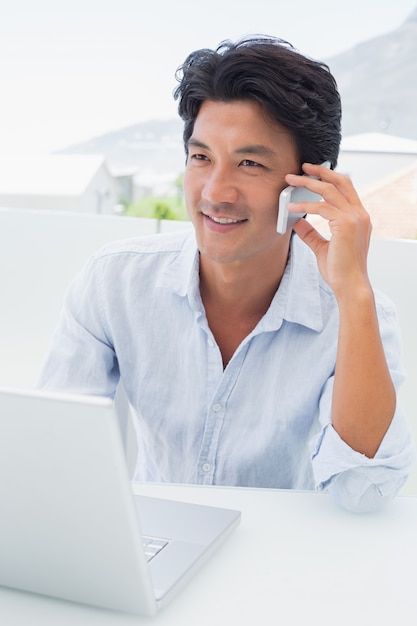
[289, 163, 395, 458]
[331, 280, 395, 457]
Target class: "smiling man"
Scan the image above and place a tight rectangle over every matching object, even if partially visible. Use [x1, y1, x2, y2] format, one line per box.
[185, 99, 299, 368]
[38, 36, 415, 511]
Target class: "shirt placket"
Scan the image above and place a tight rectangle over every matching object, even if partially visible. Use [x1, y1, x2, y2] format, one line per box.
[196, 336, 250, 484]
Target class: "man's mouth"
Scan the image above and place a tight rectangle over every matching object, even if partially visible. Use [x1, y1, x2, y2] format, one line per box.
[205, 214, 247, 224]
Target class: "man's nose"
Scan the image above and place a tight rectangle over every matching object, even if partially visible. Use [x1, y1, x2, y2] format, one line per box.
[201, 168, 239, 205]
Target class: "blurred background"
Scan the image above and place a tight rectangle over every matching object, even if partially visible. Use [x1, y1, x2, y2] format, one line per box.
[1, 0, 416, 237]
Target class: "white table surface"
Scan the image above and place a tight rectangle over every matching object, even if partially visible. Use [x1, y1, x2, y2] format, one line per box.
[2, 482, 417, 625]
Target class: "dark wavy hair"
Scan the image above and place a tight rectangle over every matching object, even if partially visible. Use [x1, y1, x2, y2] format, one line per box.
[174, 36, 341, 169]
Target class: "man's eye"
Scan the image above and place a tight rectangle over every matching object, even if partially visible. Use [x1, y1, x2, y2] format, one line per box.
[241, 159, 262, 167]
[190, 153, 208, 161]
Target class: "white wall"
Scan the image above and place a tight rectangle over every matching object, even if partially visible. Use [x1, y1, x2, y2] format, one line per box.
[0, 193, 83, 212]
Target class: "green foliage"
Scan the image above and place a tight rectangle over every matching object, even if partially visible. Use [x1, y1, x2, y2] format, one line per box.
[125, 195, 189, 221]
[152, 201, 177, 221]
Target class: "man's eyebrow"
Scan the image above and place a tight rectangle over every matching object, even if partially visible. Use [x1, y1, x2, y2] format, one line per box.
[187, 139, 209, 150]
[235, 145, 278, 158]
[187, 139, 278, 158]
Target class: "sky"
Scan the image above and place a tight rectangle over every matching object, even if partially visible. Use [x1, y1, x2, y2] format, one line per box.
[0, 0, 416, 155]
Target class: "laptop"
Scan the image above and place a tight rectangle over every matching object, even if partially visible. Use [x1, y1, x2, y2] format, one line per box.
[0, 388, 241, 616]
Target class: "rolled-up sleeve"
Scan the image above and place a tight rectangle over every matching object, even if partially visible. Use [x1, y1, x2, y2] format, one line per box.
[309, 293, 417, 512]
[310, 412, 416, 512]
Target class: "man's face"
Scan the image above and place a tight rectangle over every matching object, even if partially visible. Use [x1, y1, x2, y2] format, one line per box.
[183, 99, 299, 267]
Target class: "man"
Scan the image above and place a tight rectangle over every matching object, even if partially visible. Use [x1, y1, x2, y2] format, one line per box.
[38, 36, 415, 511]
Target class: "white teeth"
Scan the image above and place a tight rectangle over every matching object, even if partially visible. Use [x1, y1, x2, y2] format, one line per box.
[210, 216, 241, 224]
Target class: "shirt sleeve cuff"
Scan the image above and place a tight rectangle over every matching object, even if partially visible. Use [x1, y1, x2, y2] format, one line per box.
[309, 421, 417, 512]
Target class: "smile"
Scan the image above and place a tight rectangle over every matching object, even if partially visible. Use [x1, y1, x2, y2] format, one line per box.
[206, 215, 247, 224]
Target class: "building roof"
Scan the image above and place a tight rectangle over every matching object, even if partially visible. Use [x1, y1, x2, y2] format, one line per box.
[0, 154, 106, 196]
[361, 161, 417, 239]
[341, 133, 417, 155]
[309, 159, 417, 240]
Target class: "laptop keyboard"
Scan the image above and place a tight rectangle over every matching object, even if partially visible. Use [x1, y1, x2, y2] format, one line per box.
[142, 535, 170, 562]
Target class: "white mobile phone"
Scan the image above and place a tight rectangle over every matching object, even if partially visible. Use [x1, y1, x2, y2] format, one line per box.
[277, 161, 331, 234]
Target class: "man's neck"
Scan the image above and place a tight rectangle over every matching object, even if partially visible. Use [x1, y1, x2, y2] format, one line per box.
[199, 239, 291, 367]
[200, 239, 290, 312]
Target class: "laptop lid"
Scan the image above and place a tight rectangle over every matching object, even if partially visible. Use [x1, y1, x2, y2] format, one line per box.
[0, 388, 240, 616]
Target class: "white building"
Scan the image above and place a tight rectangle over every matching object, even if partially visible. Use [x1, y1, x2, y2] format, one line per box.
[337, 132, 417, 190]
[0, 154, 119, 214]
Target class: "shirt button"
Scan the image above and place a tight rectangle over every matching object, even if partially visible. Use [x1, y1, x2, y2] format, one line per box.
[213, 403, 222, 412]
[208, 339, 214, 348]
[202, 463, 211, 472]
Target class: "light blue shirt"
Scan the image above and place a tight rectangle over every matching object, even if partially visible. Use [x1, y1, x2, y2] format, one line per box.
[37, 229, 416, 512]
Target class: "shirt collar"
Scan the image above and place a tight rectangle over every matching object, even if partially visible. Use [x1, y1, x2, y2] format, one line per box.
[158, 230, 201, 304]
[160, 230, 325, 332]
[262, 234, 325, 333]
